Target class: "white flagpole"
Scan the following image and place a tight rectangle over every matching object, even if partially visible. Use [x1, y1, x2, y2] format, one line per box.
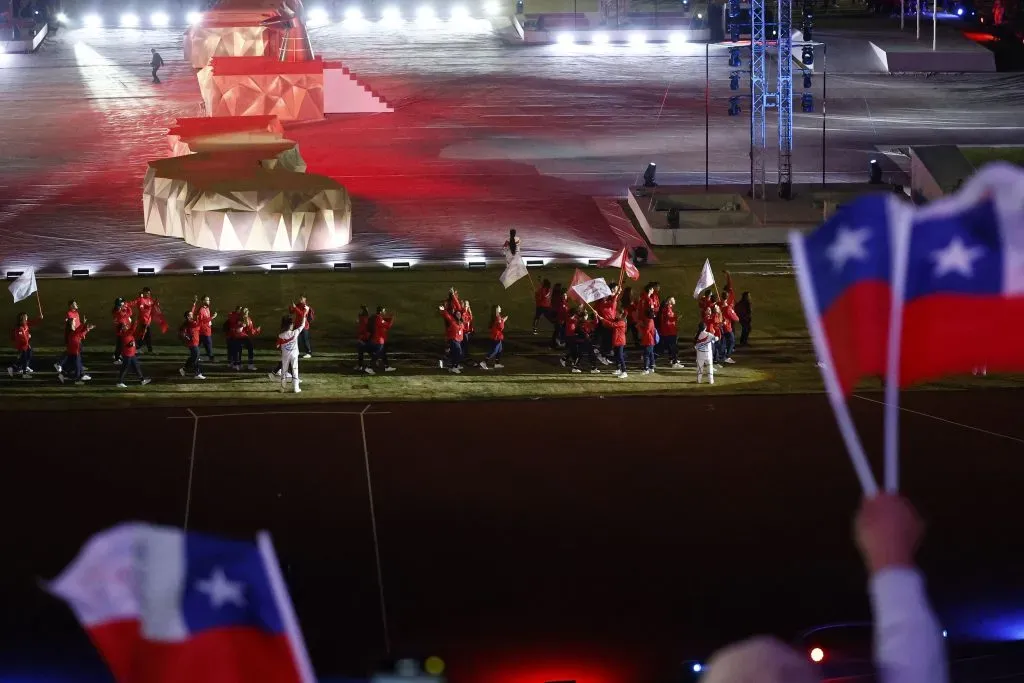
[916, 0, 920, 40]
[257, 532, 318, 683]
[789, 232, 880, 496]
[901, 0, 905, 29]
[883, 199, 913, 493]
[932, 0, 937, 50]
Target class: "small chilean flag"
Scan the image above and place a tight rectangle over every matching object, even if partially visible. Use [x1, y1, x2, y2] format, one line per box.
[790, 193, 912, 395]
[47, 524, 315, 683]
[598, 247, 640, 281]
[900, 163, 1024, 386]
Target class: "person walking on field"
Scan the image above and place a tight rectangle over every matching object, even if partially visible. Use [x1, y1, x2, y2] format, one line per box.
[480, 305, 507, 371]
[115, 320, 151, 388]
[150, 48, 164, 84]
[695, 323, 719, 385]
[270, 316, 303, 393]
[191, 295, 217, 362]
[366, 306, 396, 375]
[735, 291, 752, 346]
[58, 318, 94, 385]
[178, 311, 206, 381]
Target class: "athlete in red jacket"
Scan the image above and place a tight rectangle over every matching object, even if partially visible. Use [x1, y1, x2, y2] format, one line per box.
[658, 297, 683, 368]
[236, 308, 260, 371]
[356, 305, 371, 372]
[481, 305, 507, 370]
[365, 306, 396, 374]
[59, 319, 95, 384]
[8, 312, 41, 377]
[129, 287, 157, 353]
[191, 295, 217, 362]
[225, 307, 243, 370]
[460, 299, 475, 358]
[598, 311, 629, 378]
[112, 298, 132, 364]
[719, 298, 739, 363]
[533, 279, 552, 334]
[439, 306, 466, 373]
[289, 295, 314, 358]
[115, 320, 151, 388]
[178, 311, 206, 380]
[551, 287, 569, 349]
[54, 300, 83, 373]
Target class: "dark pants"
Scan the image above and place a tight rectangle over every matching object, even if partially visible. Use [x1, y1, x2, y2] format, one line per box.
[533, 306, 550, 328]
[582, 338, 599, 369]
[723, 330, 736, 358]
[486, 339, 503, 360]
[13, 348, 32, 370]
[565, 339, 578, 366]
[184, 345, 202, 376]
[200, 334, 214, 360]
[240, 338, 254, 364]
[357, 340, 368, 368]
[663, 335, 679, 363]
[447, 339, 464, 368]
[627, 320, 640, 347]
[299, 328, 312, 355]
[118, 357, 144, 382]
[599, 326, 612, 357]
[227, 338, 240, 366]
[113, 335, 122, 361]
[551, 323, 565, 348]
[139, 324, 153, 352]
[152, 66, 160, 83]
[613, 345, 626, 373]
[642, 345, 655, 370]
[64, 354, 84, 379]
[461, 332, 472, 358]
[739, 321, 751, 345]
[370, 343, 388, 367]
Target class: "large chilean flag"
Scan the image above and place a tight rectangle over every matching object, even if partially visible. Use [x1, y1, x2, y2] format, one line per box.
[900, 164, 1024, 386]
[47, 524, 316, 683]
[792, 193, 912, 395]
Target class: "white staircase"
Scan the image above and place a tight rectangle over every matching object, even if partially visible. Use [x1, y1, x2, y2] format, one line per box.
[324, 66, 393, 114]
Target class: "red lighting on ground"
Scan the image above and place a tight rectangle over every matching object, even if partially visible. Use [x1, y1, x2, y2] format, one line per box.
[963, 31, 996, 42]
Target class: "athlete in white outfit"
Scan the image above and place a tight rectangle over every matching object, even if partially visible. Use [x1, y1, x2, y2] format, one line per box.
[268, 316, 302, 393]
[694, 325, 719, 385]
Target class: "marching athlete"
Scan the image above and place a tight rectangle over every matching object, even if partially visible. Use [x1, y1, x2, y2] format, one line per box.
[597, 309, 628, 379]
[695, 323, 719, 385]
[658, 296, 683, 368]
[191, 295, 218, 362]
[58, 318, 94, 384]
[289, 295, 314, 359]
[112, 298, 131, 364]
[355, 305, 371, 372]
[8, 312, 41, 377]
[366, 306, 396, 374]
[461, 299, 474, 358]
[439, 304, 467, 373]
[270, 316, 303, 393]
[639, 311, 657, 374]
[533, 278, 552, 334]
[480, 305, 507, 371]
[130, 287, 157, 354]
[115, 319, 151, 388]
[178, 311, 206, 380]
[54, 300, 82, 372]
[236, 308, 260, 371]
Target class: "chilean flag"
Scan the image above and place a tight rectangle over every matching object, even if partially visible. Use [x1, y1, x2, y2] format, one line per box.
[47, 524, 316, 683]
[900, 164, 1024, 386]
[790, 193, 913, 395]
[598, 247, 640, 281]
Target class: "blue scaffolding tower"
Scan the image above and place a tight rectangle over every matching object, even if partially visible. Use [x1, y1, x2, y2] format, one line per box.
[777, 0, 793, 198]
[748, 0, 794, 199]
[750, 0, 767, 199]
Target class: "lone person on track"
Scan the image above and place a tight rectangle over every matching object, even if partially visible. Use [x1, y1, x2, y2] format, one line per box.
[150, 48, 164, 84]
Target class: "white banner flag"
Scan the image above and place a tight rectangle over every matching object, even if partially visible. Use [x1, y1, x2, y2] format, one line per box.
[693, 258, 715, 298]
[8, 270, 37, 303]
[572, 277, 612, 304]
[499, 256, 529, 289]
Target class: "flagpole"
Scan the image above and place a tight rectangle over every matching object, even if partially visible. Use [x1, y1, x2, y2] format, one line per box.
[256, 532, 318, 683]
[35, 290, 43, 319]
[789, 232, 879, 496]
[883, 201, 913, 493]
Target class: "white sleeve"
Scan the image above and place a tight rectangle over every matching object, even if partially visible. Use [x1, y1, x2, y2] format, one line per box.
[870, 568, 948, 683]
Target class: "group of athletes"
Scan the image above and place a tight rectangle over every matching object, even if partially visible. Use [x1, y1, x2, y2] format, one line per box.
[6, 271, 751, 390]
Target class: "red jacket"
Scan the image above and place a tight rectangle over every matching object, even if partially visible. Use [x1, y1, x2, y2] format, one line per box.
[66, 325, 90, 355]
[554, 296, 569, 324]
[720, 302, 739, 333]
[114, 304, 131, 330]
[225, 311, 241, 339]
[357, 313, 370, 342]
[290, 303, 313, 330]
[65, 309, 81, 340]
[371, 315, 393, 345]
[535, 286, 552, 309]
[582, 318, 597, 338]
[132, 296, 155, 325]
[638, 292, 653, 320]
[441, 310, 465, 342]
[192, 304, 214, 336]
[639, 317, 656, 347]
[238, 319, 260, 338]
[12, 321, 34, 351]
[565, 315, 578, 339]
[626, 300, 639, 324]
[658, 304, 678, 337]
[490, 316, 505, 341]
[119, 326, 138, 358]
[462, 308, 474, 335]
[181, 319, 200, 347]
[602, 318, 627, 347]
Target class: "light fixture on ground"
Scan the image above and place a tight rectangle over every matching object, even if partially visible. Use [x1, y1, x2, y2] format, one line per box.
[643, 162, 657, 187]
[120, 12, 139, 27]
[344, 6, 363, 21]
[333, 262, 352, 271]
[450, 5, 470, 20]
[150, 11, 169, 26]
[270, 264, 289, 271]
[416, 5, 436, 22]
[467, 261, 486, 269]
[83, 13, 102, 27]
[392, 261, 411, 269]
[869, 159, 882, 184]
[6, 271, 24, 280]
[202, 265, 221, 274]
[186, 10, 201, 23]
[381, 5, 402, 22]
[556, 31, 574, 45]
[526, 258, 544, 267]
[72, 269, 91, 278]
[629, 31, 646, 45]
[484, 0, 501, 14]
[137, 267, 156, 275]
[592, 31, 609, 44]
[56, 11, 68, 22]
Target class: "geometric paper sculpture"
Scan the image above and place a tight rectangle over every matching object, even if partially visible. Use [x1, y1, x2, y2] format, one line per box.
[185, 26, 268, 69]
[324, 65, 393, 114]
[198, 57, 325, 123]
[166, 116, 294, 162]
[143, 146, 350, 251]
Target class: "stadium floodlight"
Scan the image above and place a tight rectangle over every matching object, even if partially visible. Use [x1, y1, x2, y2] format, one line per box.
[307, 6, 330, 24]
[186, 10, 202, 23]
[450, 5, 470, 20]
[484, 0, 501, 14]
[381, 5, 402, 22]
[120, 12, 139, 27]
[668, 31, 686, 45]
[83, 12, 102, 27]
[555, 31, 574, 45]
[591, 31, 609, 44]
[56, 11, 68, 22]
[628, 31, 646, 45]
[810, 647, 825, 663]
[415, 5, 436, 22]
[150, 11, 169, 26]
[344, 6, 363, 21]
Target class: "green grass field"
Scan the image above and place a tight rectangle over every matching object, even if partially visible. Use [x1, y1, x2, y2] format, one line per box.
[961, 146, 1024, 169]
[1, 246, 1015, 409]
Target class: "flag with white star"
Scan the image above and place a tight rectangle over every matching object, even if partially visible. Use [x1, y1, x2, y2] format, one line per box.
[900, 163, 1024, 385]
[46, 523, 315, 683]
[790, 193, 912, 395]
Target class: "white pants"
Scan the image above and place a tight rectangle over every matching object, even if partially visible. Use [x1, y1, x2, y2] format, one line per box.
[696, 349, 714, 384]
[281, 352, 300, 391]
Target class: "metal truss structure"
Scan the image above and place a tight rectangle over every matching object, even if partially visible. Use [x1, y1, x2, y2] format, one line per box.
[777, 0, 793, 198]
[750, 0, 767, 199]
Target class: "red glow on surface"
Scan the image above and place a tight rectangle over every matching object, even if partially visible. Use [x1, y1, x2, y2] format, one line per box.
[454, 651, 637, 683]
[963, 31, 996, 42]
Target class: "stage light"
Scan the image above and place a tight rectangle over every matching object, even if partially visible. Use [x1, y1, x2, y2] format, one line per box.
[467, 261, 486, 269]
[270, 264, 289, 271]
[484, 0, 501, 14]
[956, 7, 963, 15]
[587, 258, 601, 266]
[186, 10, 202, 23]
[943, 630, 948, 638]
[120, 12, 139, 27]
[137, 267, 156, 275]
[668, 31, 686, 45]
[810, 647, 824, 663]
[629, 31, 646, 45]
[416, 5, 436, 22]
[450, 5, 470, 20]
[692, 663, 703, 673]
[71, 268, 91, 278]
[83, 13, 102, 27]
[381, 5, 402, 21]
[592, 31, 609, 44]
[333, 262, 352, 271]
[556, 31, 574, 44]
[392, 261, 412, 269]
[345, 6, 363, 21]
[202, 265, 221, 273]
[643, 162, 657, 187]
[869, 158, 882, 184]
[150, 11, 169, 26]
[526, 258, 545, 267]
[6, 271, 24, 279]
[307, 6, 329, 24]
[696, 11, 703, 18]
[56, 11, 68, 22]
